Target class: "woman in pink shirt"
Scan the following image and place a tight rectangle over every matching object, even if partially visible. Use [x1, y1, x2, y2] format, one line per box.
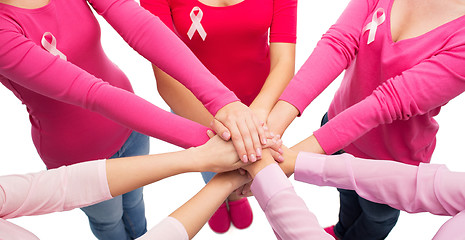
[243, 147, 465, 240]
[140, 0, 297, 232]
[0, 135, 260, 239]
[257, 0, 465, 238]
[0, 0, 269, 238]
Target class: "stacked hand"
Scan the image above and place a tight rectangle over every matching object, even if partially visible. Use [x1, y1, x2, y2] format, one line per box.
[212, 101, 270, 163]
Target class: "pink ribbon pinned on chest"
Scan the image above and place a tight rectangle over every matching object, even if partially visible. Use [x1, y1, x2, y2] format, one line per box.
[41, 32, 67, 61]
[363, 8, 386, 44]
[187, 6, 207, 41]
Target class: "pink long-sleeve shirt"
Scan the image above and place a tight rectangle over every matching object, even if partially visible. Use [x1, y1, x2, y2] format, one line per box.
[140, 0, 297, 106]
[280, 0, 465, 165]
[251, 153, 465, 239]
[0, 0, 238, 169]
[0, 160, 189, 240]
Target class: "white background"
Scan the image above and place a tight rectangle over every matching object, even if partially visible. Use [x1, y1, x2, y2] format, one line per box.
[1, 0, 464, 239]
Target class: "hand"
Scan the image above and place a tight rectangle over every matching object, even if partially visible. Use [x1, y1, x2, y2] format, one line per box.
[242, 149, 277, 179]
[235, 181, 253, 198]
[279, 146, 298, 177]
[193, 135, 245, 173]
[210, 170, 252, 192]
[212, 102, 267, 163]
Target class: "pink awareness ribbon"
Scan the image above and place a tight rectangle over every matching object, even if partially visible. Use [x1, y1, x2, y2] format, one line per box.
[187, 6, 207, 41]
[41, 32, 67, 61]
[362, 8, 386, 45]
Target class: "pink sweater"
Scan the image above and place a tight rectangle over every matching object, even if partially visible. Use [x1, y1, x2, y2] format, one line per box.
[0, 0, 238, 169]
[280, 0, 465, 165]
[141, 0, 297, 106]
[0, 160, 189, 240]
[251, 153, 465, 239]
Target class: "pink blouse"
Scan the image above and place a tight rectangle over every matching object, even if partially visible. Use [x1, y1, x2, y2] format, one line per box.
[141, 0, 297, 105]
[251, 152, 465, 239]
[0, 0, 238, 168]
[0, 160, 189, 240]
[280, 0, 465, 165]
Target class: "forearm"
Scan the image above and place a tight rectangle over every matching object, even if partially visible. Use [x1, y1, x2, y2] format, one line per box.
[106, 148, 198, 197]
[169, 174, 242, 239]
[154, 65, 214, 127]
[251, 164, 333, 240]
[294, 152, 465, 216]
[91, 0, 238, 114]
[290, 135, 325, 154]
[0, 161, 111, 219]
[250, 43, 296, 121]
[266, 100, 299, 136]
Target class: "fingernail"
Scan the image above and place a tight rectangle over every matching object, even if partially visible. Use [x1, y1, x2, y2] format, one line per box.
[263, 124, 268, 130]
[207, 130, 213, 135]
[250, 154, 256, 162]
[242, 155, 248, 163]
[256, 148, 262, 157]
[278, 155, 285, 162]
[222, 132, 230, 139]
[261, 138, 267, 145]
[279, 148, 284, 154]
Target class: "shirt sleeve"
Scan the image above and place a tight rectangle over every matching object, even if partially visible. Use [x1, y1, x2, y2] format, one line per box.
[0, 160, 111, 220]
[279, 0, 374, 113]
[251, 164, 334, 240]
[87, 0, 239, 115]
[0, 219, 39, 240]
[137, 217, 188, 240]
[313, 34, 465, 154]
[269, 0, 297, 43]
[294, 152, 465, 216]
[140, 0, 176, 32]
[0, 17, 212, 149]
[432, 210, 465, 240]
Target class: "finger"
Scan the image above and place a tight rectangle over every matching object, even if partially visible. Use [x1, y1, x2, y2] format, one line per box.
[270, 149, 285, 163]
[263, 135, 281, 150]
[241, 182, 252, 196]
[264, 125, 276, 139]
[206, 129, 216, 139]
[210, 119, 231, 141]
[254, 116, 268, 146]
[237, 119, 257, 162]
[228, 122, 248, 163]
[246, 118, 262, 160]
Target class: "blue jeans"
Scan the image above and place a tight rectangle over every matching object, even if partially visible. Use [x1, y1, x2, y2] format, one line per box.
[321, 113, 400, 240]
[201, 171, 216, 183]
[81, 131, 149, 240]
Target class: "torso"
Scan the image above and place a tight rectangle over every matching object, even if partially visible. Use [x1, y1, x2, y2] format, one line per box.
[329, 0, 465, 164]
[0, 0, 49, 9]
[0, 0, 133, 168]
[197, 0, 244, 7]
[390, 0, 465, 42]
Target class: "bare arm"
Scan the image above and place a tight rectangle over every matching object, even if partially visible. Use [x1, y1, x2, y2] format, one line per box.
[153, 65, 213, 127]
[106, 135, 243, 196]
[266, 100, 300, 136]
[249, 43, 296, 122]
[169, 171, 250, 239]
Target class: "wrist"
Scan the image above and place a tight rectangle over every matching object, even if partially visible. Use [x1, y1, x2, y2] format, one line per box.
[188, 146, 206, 172]
[281, 147, 298, 176]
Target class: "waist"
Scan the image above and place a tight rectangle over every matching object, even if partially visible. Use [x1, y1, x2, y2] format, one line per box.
[30, 106, 131, 169]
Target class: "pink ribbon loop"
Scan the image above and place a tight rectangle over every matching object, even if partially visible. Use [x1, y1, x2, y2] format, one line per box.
[41, 32, 67, 61]
[362, 8, 386, 45]
[187, 6, 207, 41]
